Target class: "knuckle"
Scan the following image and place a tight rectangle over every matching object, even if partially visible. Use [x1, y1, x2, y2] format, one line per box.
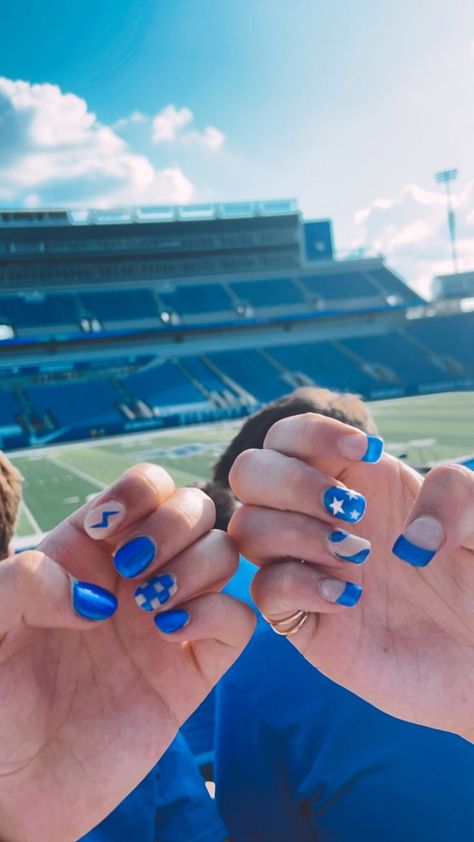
[229, 448, 259, 495]
[427, 463, 473, 492]
[12, 551, 44, 593]
[227, 504, 252, 546]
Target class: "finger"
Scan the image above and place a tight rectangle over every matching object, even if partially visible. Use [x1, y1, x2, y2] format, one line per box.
[229, 505, 371, 567]
[132, 530, 239, 613]
[262, 412, 384, 474]
[152, 591, 255, 642]
[251, 561, 363, 631]
[0, 551, 118, 638]
[112, 487, 215, 578]
[79, 463, 176, 543]
[151, 592, 256, 722]
[392, 464, 474, 566]
[229, 448, 367, 525]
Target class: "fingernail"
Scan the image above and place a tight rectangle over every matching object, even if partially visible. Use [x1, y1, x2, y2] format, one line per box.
[134, 574, 177, 611]
[323, 487, 366, 523]
[392, 516, 445, 567]
[84, 501, 125, 539]
[154, 609, 189, 633]
[72, 580, 118, 621]
[328, 530, 371, 564]
[114, 536, 156, 578]
[339, 433, 384, 463]
[319, 578, 363, 607]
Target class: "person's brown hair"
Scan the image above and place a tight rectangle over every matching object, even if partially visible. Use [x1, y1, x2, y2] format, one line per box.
[0, 452, 22, 559]
[206, 387, 378, 530]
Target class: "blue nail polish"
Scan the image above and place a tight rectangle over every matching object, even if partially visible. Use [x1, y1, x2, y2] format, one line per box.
[114, 536, 156, 578]
[329, 530, 371, 564]
[392, 535, 436, 567]
[154, 609, 189, 634]
[336, 582, 363, 607]
[324, 487, 366, 523]
[134, 574, 177, 611]
[361, 435, 384, 463]
[72, 580, 118, 621]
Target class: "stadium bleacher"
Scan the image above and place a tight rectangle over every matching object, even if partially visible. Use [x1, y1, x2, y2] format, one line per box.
[0, 200, 472, 451]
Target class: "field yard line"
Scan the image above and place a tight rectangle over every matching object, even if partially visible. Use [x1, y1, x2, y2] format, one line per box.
[47, 457, 106, 489]
[20, 500, 43, 535]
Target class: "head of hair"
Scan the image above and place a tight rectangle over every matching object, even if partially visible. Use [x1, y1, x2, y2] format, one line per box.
[206, 387, 377, 530]
[0, 451, 22, 559]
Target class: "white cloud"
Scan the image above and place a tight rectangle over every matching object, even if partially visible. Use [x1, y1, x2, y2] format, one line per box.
[152, 105, 193, 142]
[113, 110, 148, 130]
[151, 104, 225, 150]
[0, 77, 193, 207]
[352, 180, 474, 298]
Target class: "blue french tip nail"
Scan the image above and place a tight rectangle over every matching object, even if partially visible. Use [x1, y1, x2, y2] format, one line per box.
[72, 580, 118, 621]
[114, 536, 156, 578]
[154, 609, 189, 634]
[134, 574, 177, 611]
[336, 582, 363, 607]
[361, 435, 384, 463]
[392, 535, 436, 567]
[324, 487, 366, 523]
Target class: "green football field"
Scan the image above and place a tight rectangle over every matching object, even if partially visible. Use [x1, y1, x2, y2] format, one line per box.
[9, 390, 474, 548]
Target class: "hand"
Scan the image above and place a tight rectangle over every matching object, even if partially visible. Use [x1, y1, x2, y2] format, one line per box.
[228, 413, 474, 740]
[0, 464, 255, 842]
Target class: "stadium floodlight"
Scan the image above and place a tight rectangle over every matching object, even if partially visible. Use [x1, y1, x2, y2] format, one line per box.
[434, 169, 459, 274]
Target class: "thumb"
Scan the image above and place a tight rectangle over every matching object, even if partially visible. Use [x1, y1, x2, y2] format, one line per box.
[392, 464, 474, 567]
[0, 551, 118, 637]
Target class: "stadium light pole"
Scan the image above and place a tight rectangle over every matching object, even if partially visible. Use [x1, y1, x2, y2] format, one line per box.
[434, 169, 459, 274]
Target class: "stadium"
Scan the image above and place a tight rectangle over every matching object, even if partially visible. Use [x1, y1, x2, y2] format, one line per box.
[0, 198, 472, 549]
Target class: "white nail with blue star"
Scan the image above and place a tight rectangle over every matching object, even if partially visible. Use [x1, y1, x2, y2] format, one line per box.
[323, 486, 366, 523]
[328, 530, 371, 564]
[134, 574, 178, 612]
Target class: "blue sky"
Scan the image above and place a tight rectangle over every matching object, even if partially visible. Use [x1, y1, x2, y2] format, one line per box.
[1, 0, 474, 293]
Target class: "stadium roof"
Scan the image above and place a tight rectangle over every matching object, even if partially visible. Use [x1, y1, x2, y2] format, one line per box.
[0, 199, 299, 227]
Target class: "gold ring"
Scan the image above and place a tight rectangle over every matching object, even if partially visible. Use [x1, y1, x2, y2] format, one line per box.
[264, 609, 310, 637]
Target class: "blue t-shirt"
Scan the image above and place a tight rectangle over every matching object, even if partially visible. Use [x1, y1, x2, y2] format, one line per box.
[79, 732, 228, 842]
[215, 563, 474, 842]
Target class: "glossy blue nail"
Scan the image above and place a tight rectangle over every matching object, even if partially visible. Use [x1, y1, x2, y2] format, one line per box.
[72, 580, 118, 621]
[336, 582, 363, 607]
[361, 435, 384, 463]
[154, 609, 189, 634]
[114, 536, 156, 578]
[324, 487, 366, 523]
[392, 535, 436, 567]
[329, 530, 371, 564]
[134, 574, 177, 611]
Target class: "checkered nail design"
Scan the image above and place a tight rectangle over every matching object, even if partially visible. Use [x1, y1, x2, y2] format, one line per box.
[134, 574, 177, 612]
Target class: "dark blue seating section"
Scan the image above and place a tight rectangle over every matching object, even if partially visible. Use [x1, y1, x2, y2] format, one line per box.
[369, 268, 425, 305]
[406, 313, 474, 371]
[25, 380, 122, 427]
[0, 264, 422, 334]
[0, 294, 78, 327]
[269, 341, 375, 393]
[158, 284, 233, 315]
[1, 312, 473, 447]
[229, 278, 303, 307]
[340, 332, 444, 385]
[0, 388, 20, 427]
[180, 357, 228, 393]
[80, 289, 158, 322]
[208, 350, 287, 402]
[299, 271, 379, 301]
[122, 363, 205, 407]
